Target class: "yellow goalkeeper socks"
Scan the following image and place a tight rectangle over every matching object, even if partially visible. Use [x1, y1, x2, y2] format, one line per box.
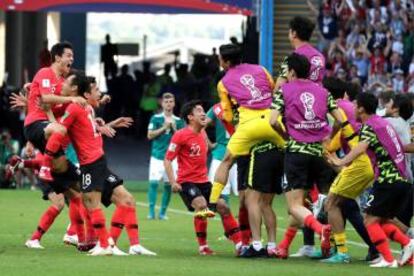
[333, 232, 348, 254]
[209, 182, 225, 204]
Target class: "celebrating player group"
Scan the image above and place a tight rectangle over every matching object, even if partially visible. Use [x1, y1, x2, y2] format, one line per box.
[6, 15, 414, 269]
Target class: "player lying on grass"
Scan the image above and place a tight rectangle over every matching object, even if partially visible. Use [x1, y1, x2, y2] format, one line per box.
[41, 72, 155, 256]
[164, 100, 243, 256]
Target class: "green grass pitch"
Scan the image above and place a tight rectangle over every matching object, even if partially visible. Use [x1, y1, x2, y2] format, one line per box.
[0, 182, 412, 276]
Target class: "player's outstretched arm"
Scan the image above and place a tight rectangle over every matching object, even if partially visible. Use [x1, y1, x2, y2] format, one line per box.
[404, 143, 414, 153]
[148, 124, 168, 140]
[164, 159, 181, 192]
[107, 117, 133, 129]
[327, 141, 368, 167]
[9, 92, 28, 110]
[41, 94, 87, 107]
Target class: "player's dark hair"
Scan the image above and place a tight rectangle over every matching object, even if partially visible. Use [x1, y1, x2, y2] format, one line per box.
[286, 53, 310, 79]
[87, 76, 97, 85]
[289, 16, 315, 41]
[181, 100, 203, 124]
[50, 41, 73, 63]
[344, 82, 361, 101]
[70, 71, 90, 96]
[323, 77, 346, 100]
[219, 44, 242, 66]
[392, 94, 413, 121]
[378, 91, 394, 104]
[356, 92, 378, 115]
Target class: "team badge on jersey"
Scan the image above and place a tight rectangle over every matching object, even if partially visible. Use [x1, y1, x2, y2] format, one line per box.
[42, 79, 51, 88]
[168, 143, 177, 152]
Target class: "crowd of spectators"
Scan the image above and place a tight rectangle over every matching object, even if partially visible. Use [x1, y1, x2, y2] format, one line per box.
[308, 0, 414, 95]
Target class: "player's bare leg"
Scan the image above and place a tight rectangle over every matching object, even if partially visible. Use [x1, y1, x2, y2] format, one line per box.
[285, 189, 331, 257]
[261, 193, 277, 256]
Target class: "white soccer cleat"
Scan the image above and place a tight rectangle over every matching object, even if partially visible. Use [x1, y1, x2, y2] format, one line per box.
[290, 245, 315, 257]
[406, 228, 414, 239]
[63, 233, 78, 246]
[400, 239, 414, 265]
[25, 239, 44, 249]
[129, 244, 157, 256]
[87, 246, 113, 256]
[111, 245, 128, 256]
[313, 194, 327, 219]
[88, 242, 100, 254]
[370, 258, 398, 268]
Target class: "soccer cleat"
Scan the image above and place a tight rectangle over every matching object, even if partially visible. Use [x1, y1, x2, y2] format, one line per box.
[129, 244, 157, 256]
[290, 245, 315, 257]
[406, 228, 414, 239]
[147, 214, 156, 220]
[199, 245, 215, 256]
[313, 194, 327, 219]
[88, 242, 100, 254]
[236, 245, 249, 256]
[111, 245, 128, 256]
[399, 239, 414, 266]
[194, 208, 215, 219]
[87, 245, 113, 256]
[63, 233, 78, 246]
[274, 247, 289, 259]
[321, 252, 351, 264]
[369, 258, 398, 268]
[239, 245, 267, 258]
[158, 214, 169, 220]
[365, 250, 381, 263]
[310, 248, 335, 259]
[77, 242, 96, 252]
[267, 247, 278, 258]
[38, 166, 54, 182]
[25, 239, 44, 249]
[320, 225, 332, 258]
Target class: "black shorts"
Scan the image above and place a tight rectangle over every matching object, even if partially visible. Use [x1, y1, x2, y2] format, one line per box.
[365, 181, 411, 219]
[247, 145, 283, 194]
[237, 156, 250, 192]
[179, 182, 211, 212]
[24, 120, 49, 153]
[37, 161, 80, 200]
[80, 156, 123, 207]
[284, 152, 331, 192]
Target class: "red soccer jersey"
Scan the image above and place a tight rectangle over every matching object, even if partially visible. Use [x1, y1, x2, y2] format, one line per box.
[165, 127, 209, 184]
[25, 67, 65, 126]
[59, 104, 104, 166]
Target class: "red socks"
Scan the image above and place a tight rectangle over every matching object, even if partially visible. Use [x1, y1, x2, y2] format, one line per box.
[66, 223, 76, 236]
[31, 205, 61, 240]
[90, 208, 109, 248]
[304, 215, 323, 235]
[381, 222, 410, 247]
[45, 133, 66, 158]
[22, 159, 42, 170]
[194, 217, 208, 246]
[69, 197, 85, 243]
[238, 206, 251, 245]
[366, 222, 394, 262]
[110, 205, 126, 243]
[278, 227, 298, 249]
[221, 213, 242, 245]
[125, 206, 140, 246]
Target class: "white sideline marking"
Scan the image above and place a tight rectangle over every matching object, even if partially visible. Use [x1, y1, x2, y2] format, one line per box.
[136, 201, 400, 254]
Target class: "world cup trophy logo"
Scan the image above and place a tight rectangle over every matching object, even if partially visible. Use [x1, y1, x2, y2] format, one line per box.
[300, 92, 316, 120]
[240, 74, 262, 99]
